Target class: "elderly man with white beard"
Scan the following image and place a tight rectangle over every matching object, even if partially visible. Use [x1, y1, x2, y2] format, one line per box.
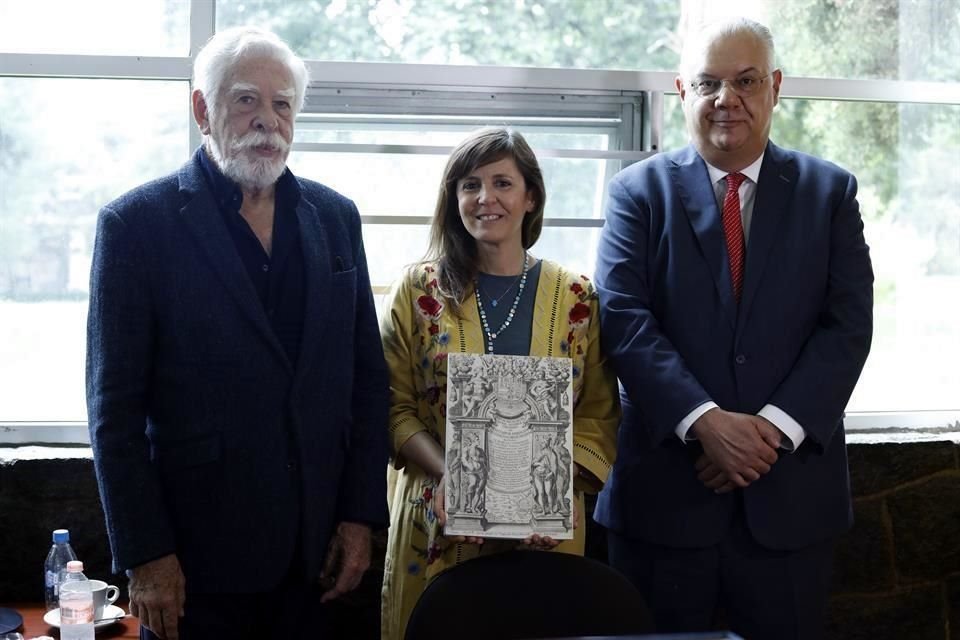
[86, 27, 390, 639]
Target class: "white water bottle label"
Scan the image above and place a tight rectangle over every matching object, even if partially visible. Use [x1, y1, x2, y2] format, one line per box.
[45, 570, 59, 594]
[61, 601, 94, 624]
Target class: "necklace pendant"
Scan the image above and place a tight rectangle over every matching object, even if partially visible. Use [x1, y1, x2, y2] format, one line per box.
[491, 299, 498, 307]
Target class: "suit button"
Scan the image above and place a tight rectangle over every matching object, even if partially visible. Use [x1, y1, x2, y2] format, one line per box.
[735, 354, 747, 365]
[286, 461, 297, 471]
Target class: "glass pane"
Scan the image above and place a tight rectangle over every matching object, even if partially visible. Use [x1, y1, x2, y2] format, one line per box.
[290, 126, 615, 219]
[0, 78, 190, 421]
[770, 0, 960, 83]
[360, 223, 433, 292]
[290, 148, 445, 219]
[682, 0, 960, 83]
[662, 97, 960, 412]
[0, 0, 189, 56]
[534, 226, 601, 282]
[217, 0, 681, 70]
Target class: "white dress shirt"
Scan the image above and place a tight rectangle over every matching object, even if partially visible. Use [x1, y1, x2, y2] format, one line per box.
[674, 153, 807, 451]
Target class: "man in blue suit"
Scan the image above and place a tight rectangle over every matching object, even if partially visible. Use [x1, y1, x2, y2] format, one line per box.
[86, 27, 389, 639]
[594, 18, 873, 640]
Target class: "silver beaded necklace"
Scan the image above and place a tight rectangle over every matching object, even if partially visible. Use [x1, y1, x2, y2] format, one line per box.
[476, 253, 529, 353]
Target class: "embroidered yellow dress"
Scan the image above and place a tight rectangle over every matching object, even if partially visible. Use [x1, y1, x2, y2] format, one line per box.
[379, 259, 620, 640]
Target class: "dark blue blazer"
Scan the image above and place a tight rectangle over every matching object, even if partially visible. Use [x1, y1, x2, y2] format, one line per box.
[86, 152, 390, 592]
[594, 142, 873, 550]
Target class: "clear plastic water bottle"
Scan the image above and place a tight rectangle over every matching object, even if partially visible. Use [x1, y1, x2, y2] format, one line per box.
[44, 528, 78, 611]
[59, 560, 95, 640]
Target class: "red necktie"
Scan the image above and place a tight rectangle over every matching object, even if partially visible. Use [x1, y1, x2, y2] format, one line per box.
[722, 172, 747, 302]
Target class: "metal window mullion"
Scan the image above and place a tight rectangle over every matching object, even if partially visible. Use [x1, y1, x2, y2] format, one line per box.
[5, 412, 957, 446]
[188, 0, 216, 153]
[359, 215, 604, 228]
[0, 52, 192, 79]
[299, 61, 960, 105]
[292, 142, 653, 162]
[189, 0, 216, 56]
[303, 101, 629, 120]
[297, 113, 623, 126]
[781, 76, 960, 105]
[647, 91, 664, 153]
[304, 62, 677, 94]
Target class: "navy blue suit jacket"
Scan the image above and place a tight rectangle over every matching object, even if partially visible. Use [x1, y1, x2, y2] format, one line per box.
[86, 152, 390, 592]
[594, 142, 873, 550]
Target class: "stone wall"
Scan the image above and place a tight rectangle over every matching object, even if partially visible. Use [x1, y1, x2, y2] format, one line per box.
[829, 441, 960, 640]
[1, 441, 957, 639]
[0, 456, 112, 602]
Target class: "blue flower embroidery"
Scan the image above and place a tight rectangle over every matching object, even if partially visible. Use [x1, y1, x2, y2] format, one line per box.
[407, 562, 421, 575]
[572, 365, 581, 378]
[438, 332, 450, 345]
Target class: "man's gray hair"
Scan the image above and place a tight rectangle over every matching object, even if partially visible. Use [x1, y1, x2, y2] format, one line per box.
[679, 17, 776, 78]
[193, 26, 309, 118]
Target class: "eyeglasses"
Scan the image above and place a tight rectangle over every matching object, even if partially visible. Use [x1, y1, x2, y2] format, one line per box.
[688, 72, 774, 98]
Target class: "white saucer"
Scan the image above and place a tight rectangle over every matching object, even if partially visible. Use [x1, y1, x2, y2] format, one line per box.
[43, 604, 125, 630]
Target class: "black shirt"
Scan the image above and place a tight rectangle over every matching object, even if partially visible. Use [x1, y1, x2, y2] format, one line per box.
[198, 148, 305, 366]
[476, 260, 543, 355]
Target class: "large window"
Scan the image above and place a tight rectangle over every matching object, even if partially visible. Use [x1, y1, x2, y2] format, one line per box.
[287, 86, 645, 301]
[0, 0, 189, 56]
[216, 0, 681, 70]
[0, 79, 189, 423]
[1, 0, 958, 442]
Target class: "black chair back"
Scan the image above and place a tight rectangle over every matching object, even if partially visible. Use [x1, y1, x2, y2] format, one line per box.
[404, 550, 654, 640]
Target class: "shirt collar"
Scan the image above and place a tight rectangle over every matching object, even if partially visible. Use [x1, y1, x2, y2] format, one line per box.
[198, 146, 243, 213]
[704, 152, 765, 187]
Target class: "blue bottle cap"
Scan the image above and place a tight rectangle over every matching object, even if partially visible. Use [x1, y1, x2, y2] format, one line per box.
[53, 529, 70, 543]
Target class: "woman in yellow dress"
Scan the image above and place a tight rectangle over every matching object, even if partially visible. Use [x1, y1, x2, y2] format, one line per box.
[379, 127, 620, 639]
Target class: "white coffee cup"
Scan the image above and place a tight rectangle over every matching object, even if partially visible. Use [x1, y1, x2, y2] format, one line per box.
[89, 580, 120, 619]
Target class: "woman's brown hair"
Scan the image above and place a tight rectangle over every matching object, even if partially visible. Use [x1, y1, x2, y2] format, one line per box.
[425, 127, 546, 312]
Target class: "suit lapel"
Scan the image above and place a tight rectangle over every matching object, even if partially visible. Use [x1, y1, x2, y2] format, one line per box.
[177, 159, 292, 372]
[738, 143, 797, 331]
[293, 194, 331, 379]
[671, 147, 737, 328]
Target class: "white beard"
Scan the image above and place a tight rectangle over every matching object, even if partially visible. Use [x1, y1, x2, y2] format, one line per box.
[207, 125, 290, 190]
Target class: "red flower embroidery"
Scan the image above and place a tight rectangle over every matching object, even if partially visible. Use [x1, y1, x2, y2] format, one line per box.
[425, 385, 441, 404]
[570, 282, 583, 295]
[567, 330, 575, 345]
[429, 324, 440, 335]
[569, 302, 590, 325]
[422, 486, 433, 502]
[416, 294, 443, 319]
[427, 278, 438, 290]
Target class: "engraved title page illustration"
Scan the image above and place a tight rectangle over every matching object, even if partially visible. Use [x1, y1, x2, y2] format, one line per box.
[444, 353, 573, 539]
